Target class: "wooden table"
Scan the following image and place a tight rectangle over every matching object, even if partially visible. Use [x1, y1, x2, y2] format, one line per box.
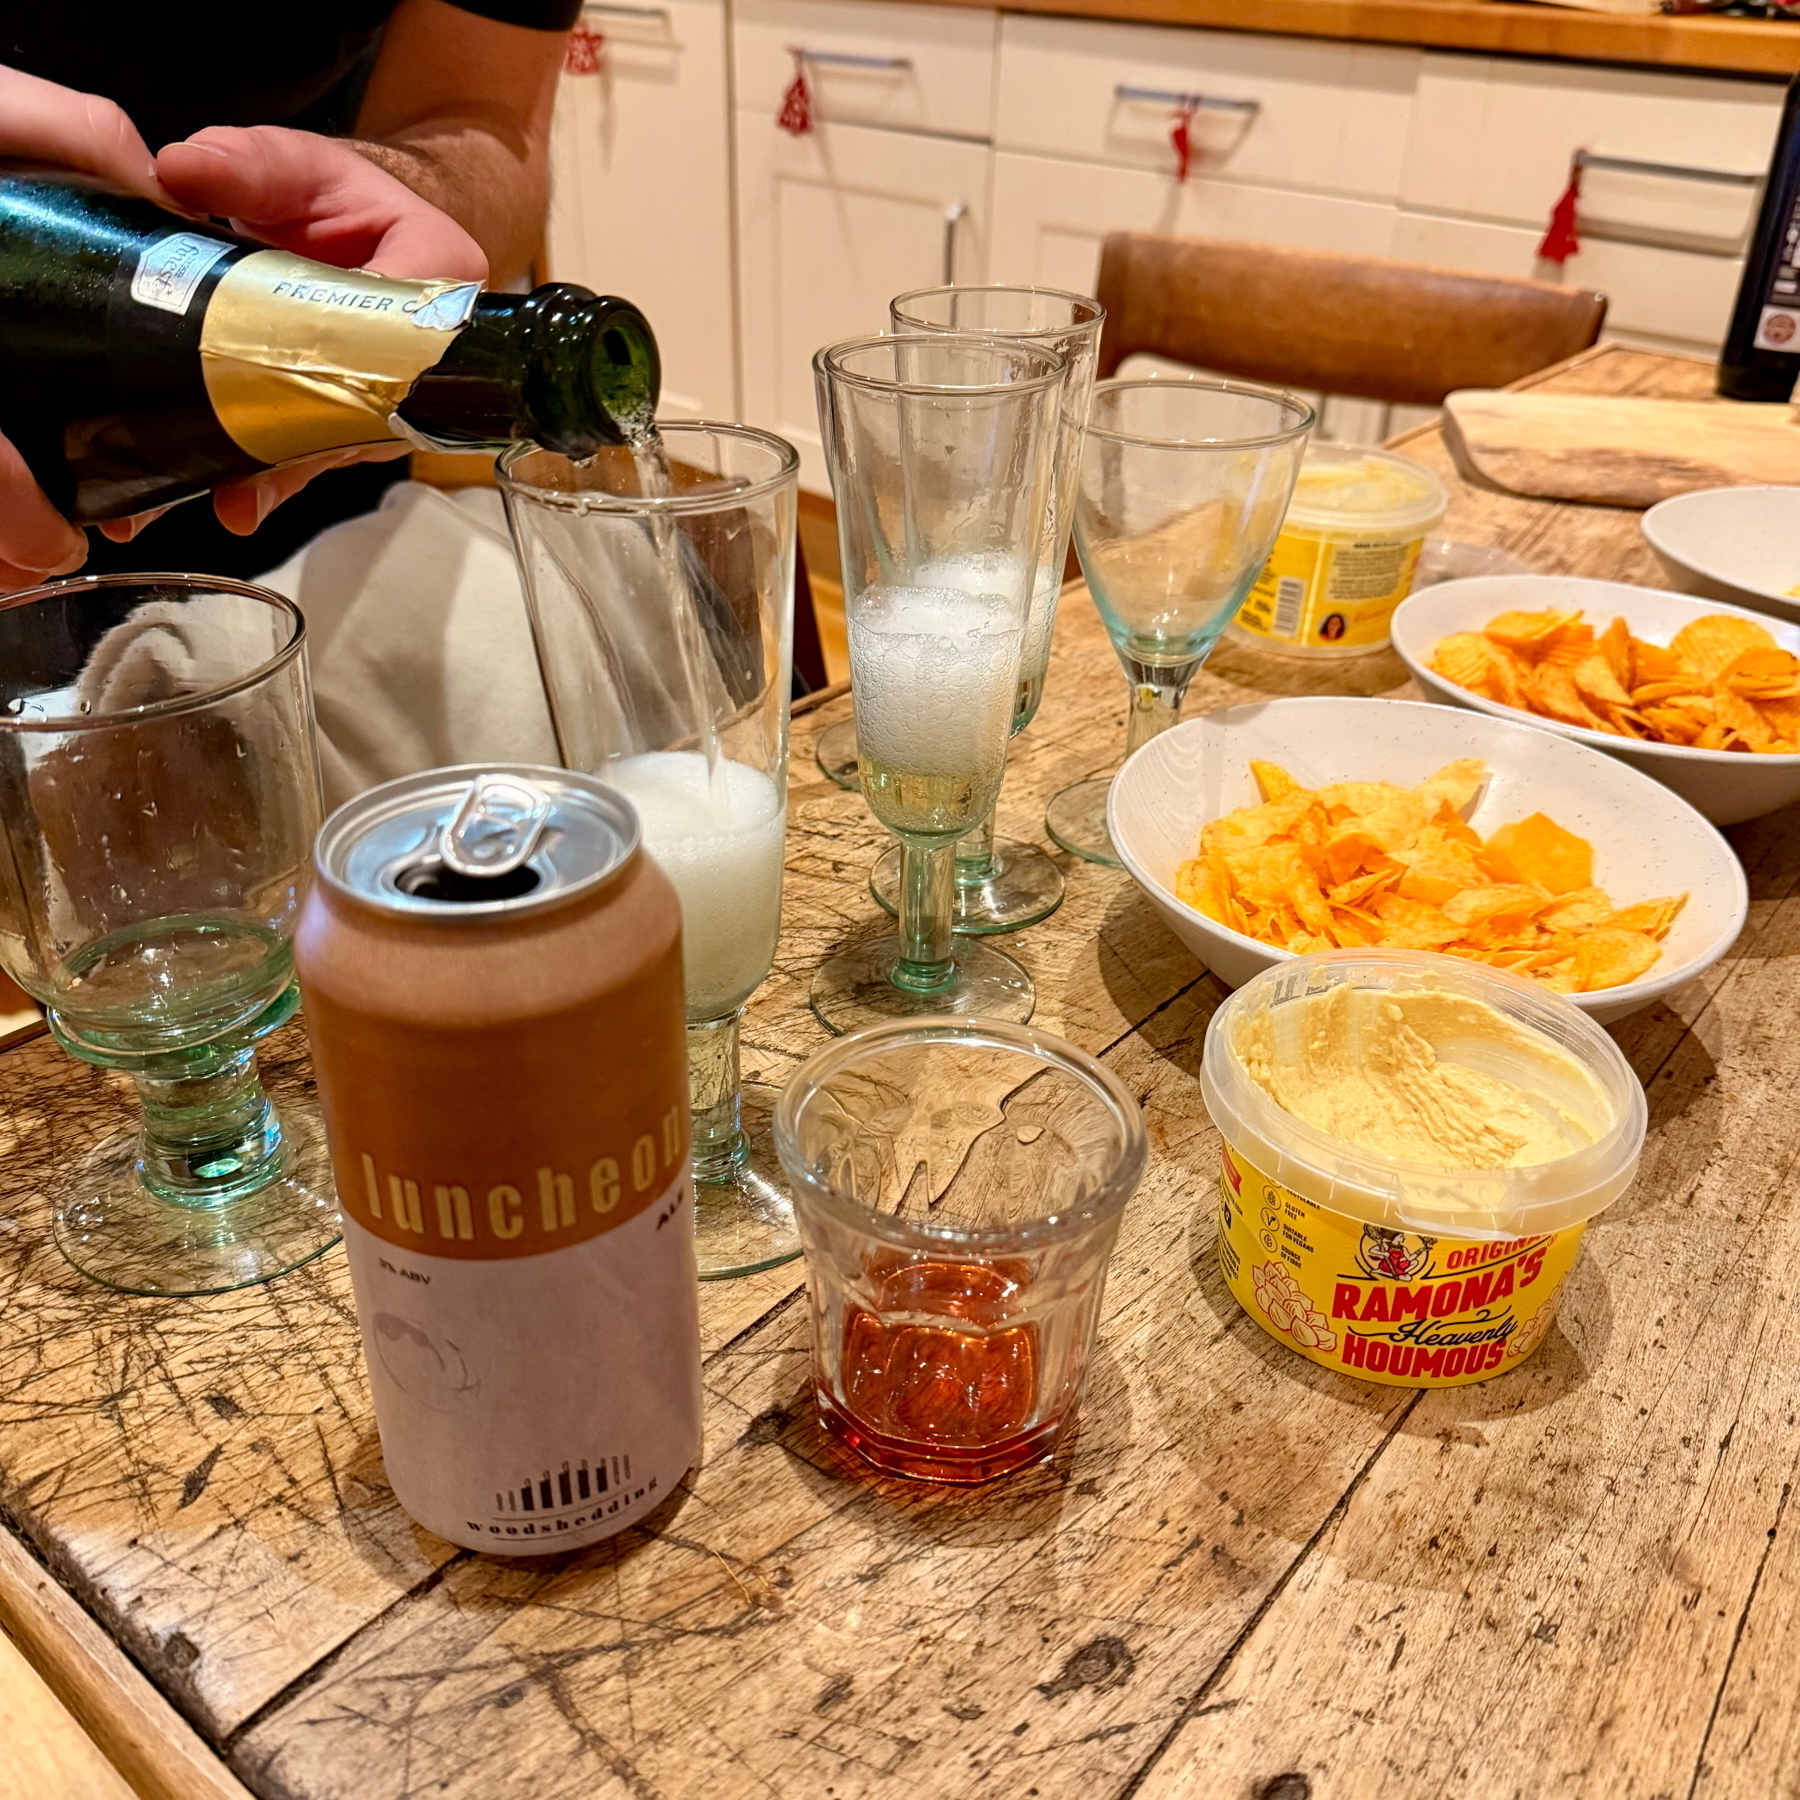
[3, 343, 1796, 1800]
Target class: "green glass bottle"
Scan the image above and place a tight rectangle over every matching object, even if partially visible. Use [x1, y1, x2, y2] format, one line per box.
[0, 171, 661, 522]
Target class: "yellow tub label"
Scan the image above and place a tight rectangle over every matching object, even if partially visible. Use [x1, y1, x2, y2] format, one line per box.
[1235, 527, 1425, 651]
[1216, 1144, 1584, 1385]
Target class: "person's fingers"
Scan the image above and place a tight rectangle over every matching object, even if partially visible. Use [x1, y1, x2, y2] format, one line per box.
[0, 67, 164, 200]
[157, 127, 487, 282]
[96, 506, 174, 543]
[0, 434, 86, 579]
[210, 443, 407, 536]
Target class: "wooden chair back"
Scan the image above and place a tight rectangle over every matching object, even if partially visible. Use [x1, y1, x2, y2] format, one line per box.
[1093, 232, 1608, 408]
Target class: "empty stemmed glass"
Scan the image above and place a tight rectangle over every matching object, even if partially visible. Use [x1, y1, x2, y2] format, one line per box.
[1044, 377, 1315, 867]
[865, 285, 1105, 935]
[0, 574, 338, 1295]
[810, 334, 1063, 1034]
[500, 424, 802, 1278]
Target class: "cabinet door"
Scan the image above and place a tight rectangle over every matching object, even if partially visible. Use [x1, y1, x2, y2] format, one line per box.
[546, 0, 738, 421]
[988, 149, 1399, 297]
[736, 118, 990, 490]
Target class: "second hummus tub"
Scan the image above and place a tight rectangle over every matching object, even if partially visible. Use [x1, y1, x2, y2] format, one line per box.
[1200, 950, 1647, 1386]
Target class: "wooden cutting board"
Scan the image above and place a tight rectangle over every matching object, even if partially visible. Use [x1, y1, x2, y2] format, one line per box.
[1441, 389, 1800, 509]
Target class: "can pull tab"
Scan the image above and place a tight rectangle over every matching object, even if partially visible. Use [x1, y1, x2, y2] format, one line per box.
[440, 775, 551, 880]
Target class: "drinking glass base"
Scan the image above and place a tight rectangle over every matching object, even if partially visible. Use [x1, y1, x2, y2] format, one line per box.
[814, 718, 860, 791]
[693, 1081, 802, 1280]
[1044, 776, 1121, 869]
[52, 1100, 341, 1297]
[810, 933, 1034, 1035]
[815, 1385, 1066, 1483]
[869, 839, 1064, 934]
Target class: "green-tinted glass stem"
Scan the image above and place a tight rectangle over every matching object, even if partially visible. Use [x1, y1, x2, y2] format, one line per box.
[688, 1012, 748, 1182]
[48, 984, 300, 1209]
[1121, 653, 1202, 760]
[894, 842, 957, 993]
[955, 811, 999, 887]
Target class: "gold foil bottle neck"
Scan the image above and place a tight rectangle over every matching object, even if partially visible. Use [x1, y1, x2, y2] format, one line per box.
[198, 251, 481, 466]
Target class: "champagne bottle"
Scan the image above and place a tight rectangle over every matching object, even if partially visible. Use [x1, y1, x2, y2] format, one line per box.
[0, 171, 662, 522]
[1718, 74, 1800, 403]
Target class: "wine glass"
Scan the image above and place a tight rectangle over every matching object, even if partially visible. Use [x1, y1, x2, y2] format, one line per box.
[866, 285, 1106, 935]
[1044, 378, 1315, 867]
[0, 574, 338, 1295]
[499, 423, 803, 1279]
[773, 1017, 1147, 1482]
[808, 334, 1063, 1034]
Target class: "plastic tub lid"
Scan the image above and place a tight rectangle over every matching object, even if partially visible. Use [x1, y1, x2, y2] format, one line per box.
[1280, 444, 1448, 538]
[1199, 950, 1647, 1241]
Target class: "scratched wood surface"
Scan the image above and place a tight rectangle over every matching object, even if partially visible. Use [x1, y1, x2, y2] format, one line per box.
[3, 344, 1794, 1800]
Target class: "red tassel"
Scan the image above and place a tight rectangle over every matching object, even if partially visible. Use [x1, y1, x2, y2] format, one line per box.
[778, 51, 813, 136]
[1170, 100, 1196, 185]
[564, 21, 606, 75]
[1537, 163, 1582, 265]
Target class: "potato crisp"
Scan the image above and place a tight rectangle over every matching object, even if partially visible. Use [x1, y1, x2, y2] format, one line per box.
[1429, 608, 1800, 752]
[1177, 758, 1686, 994]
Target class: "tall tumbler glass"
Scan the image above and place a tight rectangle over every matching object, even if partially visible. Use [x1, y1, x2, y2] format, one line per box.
[0, 574, 338, 1296]
[809, 334, 1063, 1036]
[864, 286, 1106, 935]
[1045, 377, 1315, 868]
[499, 424, 802, 1280]
[774, 1017, 1147, 1482]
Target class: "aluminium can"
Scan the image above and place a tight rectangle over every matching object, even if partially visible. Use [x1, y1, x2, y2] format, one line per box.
[293, 763, 700, 1553]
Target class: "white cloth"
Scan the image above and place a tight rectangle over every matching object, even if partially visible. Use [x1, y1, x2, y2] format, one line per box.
[255, 481, 559, 810]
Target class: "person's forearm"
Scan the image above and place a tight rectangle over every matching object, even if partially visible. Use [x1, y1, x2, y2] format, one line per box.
[352, 125, 543, 287]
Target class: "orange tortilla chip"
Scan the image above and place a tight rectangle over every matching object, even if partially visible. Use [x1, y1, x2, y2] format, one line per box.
[1183, 760, 1682, 996]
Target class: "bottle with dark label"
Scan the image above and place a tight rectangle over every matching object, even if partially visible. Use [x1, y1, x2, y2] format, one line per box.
[0, 171, 662, 522]
[1718, 74, 1800, 402]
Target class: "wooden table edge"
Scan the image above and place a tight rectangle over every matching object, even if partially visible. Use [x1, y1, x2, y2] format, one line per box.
[0, 1524, 253, 1800]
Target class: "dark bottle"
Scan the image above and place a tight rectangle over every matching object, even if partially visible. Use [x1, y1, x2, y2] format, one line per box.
[1719, 74, 1800, 402]
[0, 171, 661, 522]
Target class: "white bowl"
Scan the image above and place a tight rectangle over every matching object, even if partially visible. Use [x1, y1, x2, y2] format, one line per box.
[1391, 574, 1800, 827]
[1106, 696, 1746, 1026]
[1643, 486, 1800, 623]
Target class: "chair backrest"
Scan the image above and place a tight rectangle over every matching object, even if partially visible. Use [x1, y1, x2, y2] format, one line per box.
[1094, 232, 1608, 408]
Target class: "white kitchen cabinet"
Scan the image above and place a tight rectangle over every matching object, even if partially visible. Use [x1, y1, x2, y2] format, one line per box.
[996, 15, 1419, 203]
[734, 0, 998, 139]
[546, 0, 739, 421]
[735, 115, 991, 490]
[988, 148, 1400, 296]
[1392, 210, 1745, 353]
[1401, 53, 1780, 248]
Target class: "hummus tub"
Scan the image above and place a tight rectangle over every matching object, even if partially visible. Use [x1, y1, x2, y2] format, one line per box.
[1230, 445, 1447, 658]
[1200, 951, 1647, 1387]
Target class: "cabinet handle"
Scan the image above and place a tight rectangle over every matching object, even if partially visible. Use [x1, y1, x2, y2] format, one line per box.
[943, 202, 967, 285]
[1114, 84, 1260, 117]
[1571, 148, 1761, 190]
[792, 48, 913, 72]
[581, 2, 671, 16]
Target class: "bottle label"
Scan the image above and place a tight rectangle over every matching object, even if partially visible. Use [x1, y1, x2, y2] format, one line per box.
[198, 250, 482, 465]
[130, 232, 234, 315]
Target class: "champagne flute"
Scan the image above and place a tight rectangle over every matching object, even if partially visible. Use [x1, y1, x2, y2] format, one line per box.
[866, 285, 1105, 935]
[809, 334, 1063, 1034]
[1044, 378, 1315, 867]
[500, 424, 802, 1279]
[0, 574, 338, 1295]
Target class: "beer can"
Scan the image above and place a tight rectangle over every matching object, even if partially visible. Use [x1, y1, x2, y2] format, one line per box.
[294, 764, 700, 1554]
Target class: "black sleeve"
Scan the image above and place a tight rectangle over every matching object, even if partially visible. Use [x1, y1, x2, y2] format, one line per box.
[438, 0, 583, 28]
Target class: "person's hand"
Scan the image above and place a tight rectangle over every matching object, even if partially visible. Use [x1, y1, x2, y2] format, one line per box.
[148, 127, 491, 538]
[0, 67, 168, 587]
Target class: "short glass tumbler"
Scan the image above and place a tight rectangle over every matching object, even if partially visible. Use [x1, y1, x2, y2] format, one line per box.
[0, 574, 337, 1295]
[774, 1017, 1147, 1483]
[500, 424, 801, 1281]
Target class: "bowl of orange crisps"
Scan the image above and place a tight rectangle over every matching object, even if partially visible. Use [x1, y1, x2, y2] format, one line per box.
[1391, 575, 1800, 825]
[1107, 696, 1747, 1023]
